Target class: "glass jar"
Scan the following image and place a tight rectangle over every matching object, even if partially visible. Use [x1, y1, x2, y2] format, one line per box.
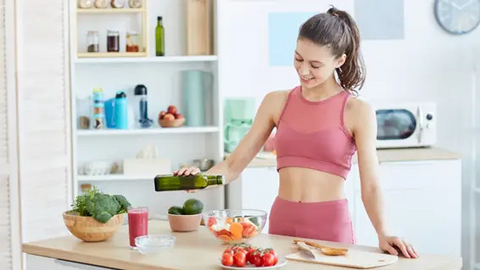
[107, 30, 120, 52]
[126, 31, 139, 52]
[129, 0, 142, 8]
[87, 31, 99, 53]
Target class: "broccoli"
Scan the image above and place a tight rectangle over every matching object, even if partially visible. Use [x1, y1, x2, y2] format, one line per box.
[70, 186, 131, 224]
[114, 194, 131, 214]
[85, 193, 121, 223]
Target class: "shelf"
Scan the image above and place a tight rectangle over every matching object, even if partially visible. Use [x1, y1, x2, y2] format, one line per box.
[74, 55, 218, 64]
[77, 175, 152, 182]
[76, 126, 219, 136]
[77, 8, 145, 14]
[77, 52, 148, 58]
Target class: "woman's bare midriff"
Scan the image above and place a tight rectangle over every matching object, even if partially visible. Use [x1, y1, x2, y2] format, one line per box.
[277, 167, 346, 203]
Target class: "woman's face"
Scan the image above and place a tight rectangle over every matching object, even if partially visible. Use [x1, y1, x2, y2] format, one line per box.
[294, 39, 346, 89]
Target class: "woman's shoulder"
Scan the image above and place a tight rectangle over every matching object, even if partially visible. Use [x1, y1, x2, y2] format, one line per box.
[345, 95, 376, 127]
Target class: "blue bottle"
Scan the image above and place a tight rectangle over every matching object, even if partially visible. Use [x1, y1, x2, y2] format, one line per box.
[114, 91, 128, 129]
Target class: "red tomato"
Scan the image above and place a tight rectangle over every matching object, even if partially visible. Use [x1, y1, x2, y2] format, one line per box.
[252, 252, 263, 267]
[221, 253, 234, 266]
[233, 246, 245, 254]
[264, 248, 278, 265]
[262, 253, 275, 267]
[234, 251, 247, 267]
[223, 247, 234, 256]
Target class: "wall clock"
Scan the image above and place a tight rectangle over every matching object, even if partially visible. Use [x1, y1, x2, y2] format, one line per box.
[434, 0, 480, 34]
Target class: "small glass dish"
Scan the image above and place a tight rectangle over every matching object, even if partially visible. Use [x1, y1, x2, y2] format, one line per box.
[135, 235, 176, 255]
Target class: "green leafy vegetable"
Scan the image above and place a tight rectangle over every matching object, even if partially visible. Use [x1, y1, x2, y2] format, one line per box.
[70, 185, 131, 223]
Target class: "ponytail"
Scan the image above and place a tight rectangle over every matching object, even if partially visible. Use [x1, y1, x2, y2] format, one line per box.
[299, 6, 366, 95]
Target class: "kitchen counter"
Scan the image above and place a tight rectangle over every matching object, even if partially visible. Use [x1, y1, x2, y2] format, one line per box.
[23, 220, 462, 270]
[229, 147, 461, 168]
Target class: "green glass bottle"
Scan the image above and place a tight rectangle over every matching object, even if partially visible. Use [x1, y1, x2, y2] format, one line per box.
[154, 174, 224, 192]
[155, 16, 165, 56]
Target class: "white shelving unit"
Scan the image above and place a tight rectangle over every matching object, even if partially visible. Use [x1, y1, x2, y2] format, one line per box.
[69, 0, 225, 215]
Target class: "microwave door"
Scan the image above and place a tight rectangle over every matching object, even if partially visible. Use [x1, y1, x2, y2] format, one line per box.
[416, 106, 424, 144]
[376, 108, 417, 148]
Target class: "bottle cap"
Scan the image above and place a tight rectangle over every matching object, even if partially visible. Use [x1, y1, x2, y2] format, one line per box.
[158, 16, 163, 20]
[134, 84, 147, 95]
[115, 91, 127, 98]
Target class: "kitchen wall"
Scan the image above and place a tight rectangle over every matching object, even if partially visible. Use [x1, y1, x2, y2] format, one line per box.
[217, 0, 480, 269]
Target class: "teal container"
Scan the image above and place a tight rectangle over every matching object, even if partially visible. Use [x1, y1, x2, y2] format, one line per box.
[182, 70, 212, 126]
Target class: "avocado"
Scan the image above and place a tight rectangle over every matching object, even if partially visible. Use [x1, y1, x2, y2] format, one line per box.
[168, 206, 184, 215]
[182, 198, 204, 215]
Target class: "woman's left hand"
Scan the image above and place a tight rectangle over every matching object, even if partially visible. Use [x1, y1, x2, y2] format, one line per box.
[379, 236, 418, 259]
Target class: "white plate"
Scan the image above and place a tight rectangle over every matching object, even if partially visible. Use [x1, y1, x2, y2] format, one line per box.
[218, 257, 288, 269]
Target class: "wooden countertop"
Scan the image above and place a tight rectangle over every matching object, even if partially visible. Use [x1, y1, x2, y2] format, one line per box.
[23, 220, 462, 270]
[235, 147, 461, 168]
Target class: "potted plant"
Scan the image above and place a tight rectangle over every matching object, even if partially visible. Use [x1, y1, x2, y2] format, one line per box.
[63, 186, 131, 242]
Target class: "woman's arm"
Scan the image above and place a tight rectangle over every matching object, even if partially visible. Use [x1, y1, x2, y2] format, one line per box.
[175, 92, 278, 183]
[352, 100, 418, 259]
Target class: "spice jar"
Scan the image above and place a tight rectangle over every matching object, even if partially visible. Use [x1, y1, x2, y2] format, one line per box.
[107, 30, 120, 52]
[87, 31, 99, 53]
[126, 31, 139, 52]
[111, 0, 125, 8]
[94, 0, 108, 8]
[129, 0, 142, 8]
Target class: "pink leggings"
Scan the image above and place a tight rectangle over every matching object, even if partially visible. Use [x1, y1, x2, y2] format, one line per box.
[268, 196, 356, 244]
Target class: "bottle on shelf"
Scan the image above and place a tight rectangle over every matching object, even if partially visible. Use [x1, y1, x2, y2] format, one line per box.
[114, 91, 128, 129]
[92, 88, 105, 129]
[154, 174, 224, 192]
[155, 16, 165, 56]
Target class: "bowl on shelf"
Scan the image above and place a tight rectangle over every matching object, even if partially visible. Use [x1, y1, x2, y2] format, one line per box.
[167, 213, 202, 232]
[202, 209, 267, 244]
[135, 235, 176, 255]
[159, 118, 186, 128]
[62, 211, 124, 242]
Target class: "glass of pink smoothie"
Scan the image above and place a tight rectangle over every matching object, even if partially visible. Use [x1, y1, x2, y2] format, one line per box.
[128, 206, 148, 249]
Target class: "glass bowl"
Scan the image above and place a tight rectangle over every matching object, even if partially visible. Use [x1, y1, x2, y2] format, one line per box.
[202, 209, 267, 244]
[135, 235, 176, 255]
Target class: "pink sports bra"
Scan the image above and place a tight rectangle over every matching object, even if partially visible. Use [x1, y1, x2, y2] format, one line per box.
[274, 86, 356, 179]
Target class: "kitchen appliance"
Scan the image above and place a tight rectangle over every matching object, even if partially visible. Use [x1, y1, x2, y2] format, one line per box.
[373, 102, 436, 149]
[223, 98, 256, 153]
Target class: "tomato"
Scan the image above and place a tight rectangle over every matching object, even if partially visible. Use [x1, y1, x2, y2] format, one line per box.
[262, 253, 275, 267]
[233, 246, 246, 255]
[245, 247, 256, 264]
[252, 253, 263, 267]
[223, 247, 234, 256]
[234, 250, 247, 267]
[264, 248, 278, 265]
[221, 252, 234, 266]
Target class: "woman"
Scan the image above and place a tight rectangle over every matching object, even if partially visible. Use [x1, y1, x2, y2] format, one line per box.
[175, 6, 418, 259]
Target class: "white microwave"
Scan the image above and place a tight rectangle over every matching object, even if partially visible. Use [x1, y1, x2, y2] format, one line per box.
[373, 102, 436, 149]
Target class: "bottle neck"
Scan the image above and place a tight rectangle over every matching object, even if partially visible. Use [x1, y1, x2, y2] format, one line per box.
[206, 175, 224, 186]
[157, 20, 163, 26]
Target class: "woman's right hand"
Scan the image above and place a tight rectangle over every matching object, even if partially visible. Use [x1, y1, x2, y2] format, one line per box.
[173, 166, 201, 176]
[173, 166, 202, 193]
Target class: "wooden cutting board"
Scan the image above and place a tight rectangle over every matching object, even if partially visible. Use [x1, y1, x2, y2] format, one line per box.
[286, 249, 398, 269]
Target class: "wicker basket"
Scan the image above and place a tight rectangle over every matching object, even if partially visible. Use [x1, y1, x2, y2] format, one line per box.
[62, 211, 124, 242]
[159, 118, 186, 128]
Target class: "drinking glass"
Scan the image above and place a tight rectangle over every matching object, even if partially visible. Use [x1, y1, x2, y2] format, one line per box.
[128, 206, 148, 249]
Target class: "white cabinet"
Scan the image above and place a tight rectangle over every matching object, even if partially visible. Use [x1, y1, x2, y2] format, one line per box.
[229, 158, 462, 257]
[353, 160, 462, 257]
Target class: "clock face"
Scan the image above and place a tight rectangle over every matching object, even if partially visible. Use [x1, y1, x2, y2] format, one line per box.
[435, 0, 480, 34]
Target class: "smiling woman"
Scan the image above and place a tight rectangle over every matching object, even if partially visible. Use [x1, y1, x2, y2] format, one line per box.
[175, 6, 417, 259]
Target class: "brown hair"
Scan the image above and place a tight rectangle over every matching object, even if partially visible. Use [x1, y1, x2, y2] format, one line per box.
[298, 6, 366, 94]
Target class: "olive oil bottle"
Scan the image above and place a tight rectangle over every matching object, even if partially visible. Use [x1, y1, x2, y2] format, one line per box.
[155, 16, 165, 56]
[154, 174, 224, 192]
